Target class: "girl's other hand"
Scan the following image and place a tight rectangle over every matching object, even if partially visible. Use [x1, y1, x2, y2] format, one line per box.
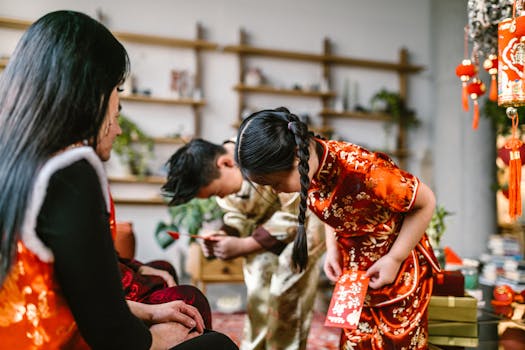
[365, 254, 401, 289]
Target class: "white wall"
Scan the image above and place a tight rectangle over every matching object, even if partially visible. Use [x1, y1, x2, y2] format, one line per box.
[0, 0, 494, 265]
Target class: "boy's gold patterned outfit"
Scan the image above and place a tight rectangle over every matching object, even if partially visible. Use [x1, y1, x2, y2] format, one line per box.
[217, 181, 325, 350]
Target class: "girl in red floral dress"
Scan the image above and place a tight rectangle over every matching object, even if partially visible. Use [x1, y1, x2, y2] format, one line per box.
[234, 107, 440, 349]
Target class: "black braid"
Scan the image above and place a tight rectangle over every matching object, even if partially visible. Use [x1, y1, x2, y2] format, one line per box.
[288, 114, 311, 271]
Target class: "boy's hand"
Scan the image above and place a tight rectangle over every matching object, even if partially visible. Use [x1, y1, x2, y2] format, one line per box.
[198, 231, 224, 258]
[212, 236, 246, 259]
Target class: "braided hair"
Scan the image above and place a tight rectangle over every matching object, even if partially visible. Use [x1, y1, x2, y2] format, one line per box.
[235, 107, 312, 271]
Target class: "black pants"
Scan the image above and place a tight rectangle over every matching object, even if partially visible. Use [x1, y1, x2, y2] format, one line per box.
[172, 330, 238, 350]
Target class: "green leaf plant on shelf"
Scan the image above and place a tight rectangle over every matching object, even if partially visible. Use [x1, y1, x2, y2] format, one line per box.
[113, 114, 154, 177]
[426, 204, 454, 268]
[370, 89, 421, 129]
[370, 89, 421, 152]
[154, 197, 224, 249]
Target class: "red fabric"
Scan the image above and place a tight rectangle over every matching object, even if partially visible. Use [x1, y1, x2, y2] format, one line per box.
[109, 194, 212, 329]
[0, 241, 89, 349]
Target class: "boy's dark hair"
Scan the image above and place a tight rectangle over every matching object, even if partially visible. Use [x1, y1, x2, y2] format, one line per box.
[162, 138, 227, 205]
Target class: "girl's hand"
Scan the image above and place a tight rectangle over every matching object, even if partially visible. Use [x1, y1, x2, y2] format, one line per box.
[365, 254, 402, 289]
[138, 265, 177, 287]
[323, 248, 342, 282]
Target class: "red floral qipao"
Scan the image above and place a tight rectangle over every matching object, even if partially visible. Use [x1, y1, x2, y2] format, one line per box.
[309, 139, 439, 350]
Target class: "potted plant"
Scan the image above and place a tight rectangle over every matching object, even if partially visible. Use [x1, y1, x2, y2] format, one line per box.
[426, 204, 454, 268]
[370, 89, 420, 129]
[370, 89, 420, 151]
[154, 197, 224, 249]
[113, 114, 154, 177]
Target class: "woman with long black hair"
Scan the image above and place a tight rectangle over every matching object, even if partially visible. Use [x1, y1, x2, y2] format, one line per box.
[0, 10, 237, 350]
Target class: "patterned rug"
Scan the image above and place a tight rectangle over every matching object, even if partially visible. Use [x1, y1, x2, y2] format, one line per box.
[212, 310, 341, 349]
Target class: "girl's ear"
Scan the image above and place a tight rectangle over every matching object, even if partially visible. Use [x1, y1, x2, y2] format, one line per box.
[216, 154, 236, 168]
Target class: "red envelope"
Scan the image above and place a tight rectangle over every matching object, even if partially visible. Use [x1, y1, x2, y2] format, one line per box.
[324, 270, 369, 329]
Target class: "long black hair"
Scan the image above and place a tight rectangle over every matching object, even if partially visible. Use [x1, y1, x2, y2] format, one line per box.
[235, 107, 313, 271]
[0, 10, 129, 283]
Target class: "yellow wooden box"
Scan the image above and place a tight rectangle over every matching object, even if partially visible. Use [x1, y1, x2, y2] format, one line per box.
[428, 335, 479, 347]
[428, 320, 478, 338]
[428, 295, 478, 322]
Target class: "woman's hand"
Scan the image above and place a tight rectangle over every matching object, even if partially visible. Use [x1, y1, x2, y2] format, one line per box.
[149, 322, 200, 350]
[365, 254, 402, 289]
[128, 300, 205, 333]
[138, 265, 176, 287]
[149, 301, 205, 333]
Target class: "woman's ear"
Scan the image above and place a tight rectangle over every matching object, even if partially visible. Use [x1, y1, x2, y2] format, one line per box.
[216, 154, 236, 168]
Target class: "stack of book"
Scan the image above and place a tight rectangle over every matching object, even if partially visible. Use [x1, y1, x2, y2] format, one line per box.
[428, 294, 479, 347]
[480, 235, 525, 292]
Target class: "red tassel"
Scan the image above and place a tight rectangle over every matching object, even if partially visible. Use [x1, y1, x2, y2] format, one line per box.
[472, 100, 479, 129]
[462, 82, 469, 111]
[505, 109, 523, 220]
[489, 75, 497, 102]
[509, 150, 522, 218]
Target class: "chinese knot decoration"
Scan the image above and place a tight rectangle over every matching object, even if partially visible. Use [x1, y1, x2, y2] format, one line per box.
[505, 107, 523, 220]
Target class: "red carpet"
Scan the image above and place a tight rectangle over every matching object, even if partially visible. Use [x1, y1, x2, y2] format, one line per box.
[212, 310, 340, 349]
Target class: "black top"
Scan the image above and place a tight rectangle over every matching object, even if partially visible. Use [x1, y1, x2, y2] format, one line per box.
[36, 159, 152, 349]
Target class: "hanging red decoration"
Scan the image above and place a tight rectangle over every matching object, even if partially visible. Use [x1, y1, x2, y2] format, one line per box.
[483, 54, 498, 102]
[456, 59, 478, 111]
[504, 107, 523, 220]
[456, 25, 477, 112]
[498, 3, 525, 107]
[466, 78, 486, 129]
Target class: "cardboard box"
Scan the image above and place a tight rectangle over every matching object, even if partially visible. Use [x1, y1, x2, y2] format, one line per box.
[428, 295, 477, 322]
[428, 336, 479, 347]
[428, 320, 478, 337]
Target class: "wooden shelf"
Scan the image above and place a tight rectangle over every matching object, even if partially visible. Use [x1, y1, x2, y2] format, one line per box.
[234, 84, 335, 98]
[319, 109, 393, 122]
[152, 136, 189, 144]
[120, 94, 205, 106]
[0, 57, 7, 69]
[224, 44, 423, 72]
[0, 16, 31, 30]
[0, 17, 217, 50]
[113, 197, 166, 205]
[108, 175, 165, 184]
[113, 31, 217, 50]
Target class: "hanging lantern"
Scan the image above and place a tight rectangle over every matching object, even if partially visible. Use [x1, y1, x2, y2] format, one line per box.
[466, 78, 486, 129]
[483, 54, 498, 101]
[498, 12, 525, 106]
[456, 59, 477, 111]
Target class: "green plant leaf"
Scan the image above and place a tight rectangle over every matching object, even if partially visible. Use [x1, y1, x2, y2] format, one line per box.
[154, 221, 178, 249]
